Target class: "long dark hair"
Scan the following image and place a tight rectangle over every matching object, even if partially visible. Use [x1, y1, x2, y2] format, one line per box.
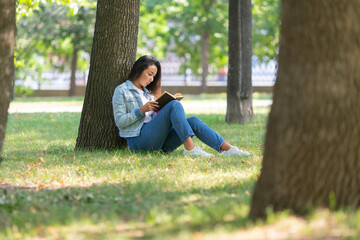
[128, 55, 161, 93]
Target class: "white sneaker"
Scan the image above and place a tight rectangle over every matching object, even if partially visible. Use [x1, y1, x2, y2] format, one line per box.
[223, 146, 250, 157]
[183, 146, 214, 158]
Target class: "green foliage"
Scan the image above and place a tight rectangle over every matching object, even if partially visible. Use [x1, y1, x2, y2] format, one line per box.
[138, 0, 170, 59]
[15, 0, 95, 86]
[16, 0, 280, 88]
[14, 86, 35, 97]
[139, 0, 280, 75]
[166, 0, 228, 75]
[252, 0, 281, 62]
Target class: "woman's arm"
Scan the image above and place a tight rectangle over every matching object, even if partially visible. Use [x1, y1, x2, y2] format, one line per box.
[112, 87, 143, 129]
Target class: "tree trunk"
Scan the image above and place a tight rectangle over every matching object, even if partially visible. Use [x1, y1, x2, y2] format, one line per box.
[0, 0, 16, 156]
[240, 0, 253, 123]
[226, 0, 253, 123]
[200, 30, 210, 93]
[69, 47, 78, 96]
[250, 0, 360, 219]
[75, 0, 140, 150]
[199, 0, 215, 94]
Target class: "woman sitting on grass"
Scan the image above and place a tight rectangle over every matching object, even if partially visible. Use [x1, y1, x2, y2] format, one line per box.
[112, 55, 250, 157]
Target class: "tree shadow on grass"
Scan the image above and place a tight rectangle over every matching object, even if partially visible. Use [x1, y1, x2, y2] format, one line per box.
[0, 177, 255, 239]
[1, 111, 266, 238]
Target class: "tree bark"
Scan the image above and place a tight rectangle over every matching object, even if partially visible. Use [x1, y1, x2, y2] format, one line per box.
[0, 0, 16, 156]
[200, 30, 210, 93]
[226, 0, 253, 123]
[240, 0, 253, 123]
[75, 0, 140, 150]
[199, 0, 215, 94]
[69, 47, 78, 96]
[250, 0, 360, 219]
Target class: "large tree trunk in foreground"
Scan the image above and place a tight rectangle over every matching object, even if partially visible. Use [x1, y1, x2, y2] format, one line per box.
[250, 0, 360, 218]
[0, 0, 16, 156]
[76, 0, 140, 150]
[226, 0, 253, 123]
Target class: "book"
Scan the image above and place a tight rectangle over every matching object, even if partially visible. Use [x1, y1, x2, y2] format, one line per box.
[156, 91, 184, 110]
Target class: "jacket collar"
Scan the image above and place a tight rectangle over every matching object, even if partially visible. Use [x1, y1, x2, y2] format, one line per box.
[125, 80, 150, 94]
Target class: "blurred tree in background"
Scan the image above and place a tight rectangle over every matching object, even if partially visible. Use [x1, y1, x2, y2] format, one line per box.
[165, 0, 228, 93]
[16, 0, 96, 95]
[252, 0, 281, 62]
[142, 0, 280, 77]
[14, 0, 280, 92]
[137, 0, 169, 60]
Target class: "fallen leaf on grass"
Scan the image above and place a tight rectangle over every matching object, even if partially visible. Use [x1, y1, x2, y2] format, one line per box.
[168, 162, 177, 168]
[38, 157, 45, 162]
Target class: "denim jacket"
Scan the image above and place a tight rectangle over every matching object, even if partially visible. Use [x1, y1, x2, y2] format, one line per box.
[112, 80, 153, 138]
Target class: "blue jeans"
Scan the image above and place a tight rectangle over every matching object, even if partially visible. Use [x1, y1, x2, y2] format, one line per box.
[126, 100, 226, 153]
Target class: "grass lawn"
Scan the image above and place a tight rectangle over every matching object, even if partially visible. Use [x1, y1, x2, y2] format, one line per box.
[1, 96, 359, 239]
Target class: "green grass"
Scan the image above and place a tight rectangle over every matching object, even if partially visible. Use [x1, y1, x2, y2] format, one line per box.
[12, 96, 84, 103]
[1, 104, 267, 239]
[1, 98, 359, 239]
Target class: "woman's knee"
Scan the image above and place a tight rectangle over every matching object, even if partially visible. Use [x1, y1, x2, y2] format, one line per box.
[169, 100, 183, 111]
[169, 99, 181, 107]
[187, 116, 201, 127]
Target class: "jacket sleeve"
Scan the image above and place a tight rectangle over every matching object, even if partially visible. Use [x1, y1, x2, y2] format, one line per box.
[112, 87, 144, 129]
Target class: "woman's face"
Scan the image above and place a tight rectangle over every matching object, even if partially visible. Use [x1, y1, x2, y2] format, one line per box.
[133, 65, 158, 88]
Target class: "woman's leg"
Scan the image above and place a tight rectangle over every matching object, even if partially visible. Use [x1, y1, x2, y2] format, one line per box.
[127, 100, 195, 151]
[187, 116, 226, 152]
[162, 116, 227, 153]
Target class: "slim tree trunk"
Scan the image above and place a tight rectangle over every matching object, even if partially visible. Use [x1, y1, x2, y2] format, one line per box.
[250, 0, 360, 218]
[200, 30, 210, 93]
[75, 0, 140, 150]
[240, 0, 253, 123]
[226, 0, 253, 123]
[199, 0, 215, 94]
[0, 0, 16, 156]
[69, 47, 78, 96]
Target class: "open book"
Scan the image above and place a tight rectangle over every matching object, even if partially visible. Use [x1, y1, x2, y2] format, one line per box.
[156, 91, 184, 110]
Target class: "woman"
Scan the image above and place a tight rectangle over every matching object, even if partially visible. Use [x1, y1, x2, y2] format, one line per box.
[112, 55, 250, 157]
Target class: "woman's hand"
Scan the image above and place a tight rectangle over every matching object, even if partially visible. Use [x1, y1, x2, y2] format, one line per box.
[140, 101, 159, 114]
